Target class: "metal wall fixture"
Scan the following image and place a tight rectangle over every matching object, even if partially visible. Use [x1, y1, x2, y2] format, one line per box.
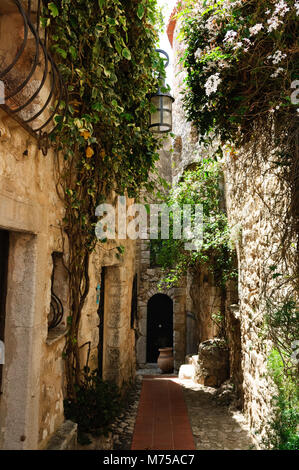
[130, 273, 138, 329]
[48, 292, 64, 330]
[0, 0, 68, 155]
[149, 49, 175, 134]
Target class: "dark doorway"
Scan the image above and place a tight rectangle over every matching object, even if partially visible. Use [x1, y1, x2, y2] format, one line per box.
[0, 230, 9, 393]
[146, 294, 173, 363]
[130, 274, 138, 329]
[97, 267, 106, 379]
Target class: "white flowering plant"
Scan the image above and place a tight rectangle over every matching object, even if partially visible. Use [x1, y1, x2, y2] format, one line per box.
[179, 0, 299, 144]
[177, 0, 299, 450]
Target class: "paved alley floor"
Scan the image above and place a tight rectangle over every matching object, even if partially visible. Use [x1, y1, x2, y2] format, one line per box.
[131, 376, 196, 450]
[130, 376, 255, 451]
[182, 379, 255, 450]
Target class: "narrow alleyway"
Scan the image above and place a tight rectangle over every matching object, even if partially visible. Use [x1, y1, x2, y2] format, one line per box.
[119, 375, 255, 451]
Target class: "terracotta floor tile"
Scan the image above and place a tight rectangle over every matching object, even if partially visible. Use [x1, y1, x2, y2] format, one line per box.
[131, 376, 195, 451]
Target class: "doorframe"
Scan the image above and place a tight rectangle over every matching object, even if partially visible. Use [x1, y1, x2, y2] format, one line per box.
[0, 229, 9, 394]
[136, 285, 187, 372]
[97, 267, 106, 379]
[146, 293, 173, 363]
[0, 231, 40, 450]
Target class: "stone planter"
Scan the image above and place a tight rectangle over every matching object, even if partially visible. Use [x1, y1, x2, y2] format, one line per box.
[157, 347, 174, 373]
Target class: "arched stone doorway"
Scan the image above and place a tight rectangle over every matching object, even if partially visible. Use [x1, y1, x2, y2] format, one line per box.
[146, 294, 173, 363]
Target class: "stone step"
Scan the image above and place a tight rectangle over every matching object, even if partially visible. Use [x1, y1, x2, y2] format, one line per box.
[142, 363, 159, 369]
[178, 364, 195, 380]
[185, 354, 198, 366]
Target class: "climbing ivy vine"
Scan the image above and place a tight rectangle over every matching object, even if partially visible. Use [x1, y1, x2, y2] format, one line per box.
[43, 0, 164, 398]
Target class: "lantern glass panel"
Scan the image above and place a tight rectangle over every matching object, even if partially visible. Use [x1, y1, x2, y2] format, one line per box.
[150, 109, 160, 127]
[151, 95, 161, 109]
[150, 96, 161, 127]
[162, 110, 172, 127]
[163, 95, 173, 111]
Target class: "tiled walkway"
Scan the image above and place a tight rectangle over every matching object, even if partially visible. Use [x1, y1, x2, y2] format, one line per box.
[131, 376, 195, 450]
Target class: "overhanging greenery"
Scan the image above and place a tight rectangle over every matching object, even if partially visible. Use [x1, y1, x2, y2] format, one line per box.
[178, 0, 298, 448]
[151, 158, 236, 289]
[43, 0, 164, 398]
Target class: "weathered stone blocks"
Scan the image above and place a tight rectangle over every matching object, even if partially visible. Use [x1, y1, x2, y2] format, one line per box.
[195, 339, 229, 388]
[46, 420, 78, 450]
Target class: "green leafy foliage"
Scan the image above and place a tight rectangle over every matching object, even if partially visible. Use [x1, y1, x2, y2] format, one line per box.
[151, 157, 236, 288]
[45, 0, 163, 201]
[42, 0, 165, 397]
[265, 297, 299, 357]
[64, 369, 122, 442]
[263, 350, 299, 450]
[262, 296, 299, 450]
[180, 0, 299, 145]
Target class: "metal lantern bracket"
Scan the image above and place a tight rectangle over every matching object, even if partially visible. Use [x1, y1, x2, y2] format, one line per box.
[149, 49, 175, 134]
[48, 291, 64, 330]
[0, 0, 68, 155]
[156, 48, 170, 68]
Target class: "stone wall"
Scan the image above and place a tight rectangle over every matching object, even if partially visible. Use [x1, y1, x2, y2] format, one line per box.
[187, 266, 221, 343]
[136, 240, 187, 372]
[0, 103, 67, 449]
[222, 144, 296, 446]
[38, 209, 137, 449]
[0, 112, 137, 450]
[0, 9, 137, 449]
[168, 3, 297, 447]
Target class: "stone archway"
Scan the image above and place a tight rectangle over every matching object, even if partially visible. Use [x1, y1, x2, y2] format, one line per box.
[146, 294, 173, 363]
[137, 282, 186, 372]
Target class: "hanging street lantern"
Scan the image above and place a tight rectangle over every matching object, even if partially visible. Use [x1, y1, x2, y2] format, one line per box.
[149, 49, 175, 134]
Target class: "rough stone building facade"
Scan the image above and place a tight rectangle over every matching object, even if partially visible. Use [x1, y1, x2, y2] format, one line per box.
[167, 3, 297, 447]
[135, 139, 201, 372]
[136, 239, 188, 372]
[135, 142, 187, 372]
[0, 1, 137, 450]
[222, 146, 296, 444]
[1, 0, 295, 452]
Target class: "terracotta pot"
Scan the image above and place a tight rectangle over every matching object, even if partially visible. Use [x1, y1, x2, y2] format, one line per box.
[157, 347, 174, 373]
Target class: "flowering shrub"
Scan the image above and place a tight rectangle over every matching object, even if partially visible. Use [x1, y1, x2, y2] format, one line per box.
[180, 0, 299, 144]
